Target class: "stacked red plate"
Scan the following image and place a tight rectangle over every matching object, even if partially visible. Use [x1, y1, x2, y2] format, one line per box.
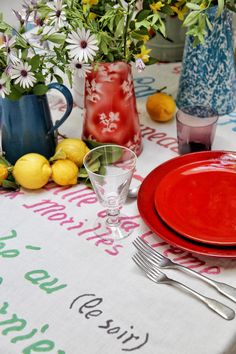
[137, 151, 236, 258]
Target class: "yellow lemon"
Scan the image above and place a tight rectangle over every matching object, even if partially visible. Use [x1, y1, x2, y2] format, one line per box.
[55, 139, 90, 167]
[51, 159, 79, 186]
[146, 92, 176, 122]
[0, 164, 8, 185]
[13, 153, 52, 190]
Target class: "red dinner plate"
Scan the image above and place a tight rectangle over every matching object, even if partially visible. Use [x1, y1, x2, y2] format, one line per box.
[154, 154, 236, 245]
[137, 151, 236, 258]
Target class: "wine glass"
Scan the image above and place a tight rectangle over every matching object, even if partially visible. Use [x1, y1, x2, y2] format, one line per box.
[83, 144, 137, 240]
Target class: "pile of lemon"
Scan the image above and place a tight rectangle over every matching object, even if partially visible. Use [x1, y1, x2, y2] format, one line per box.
[12, 138, 90, 190]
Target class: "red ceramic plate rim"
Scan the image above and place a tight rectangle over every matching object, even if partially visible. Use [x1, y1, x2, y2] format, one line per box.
[154, 156, 236, 245]
[137, 151, 236, 258]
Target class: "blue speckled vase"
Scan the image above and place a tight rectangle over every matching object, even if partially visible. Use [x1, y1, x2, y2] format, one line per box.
[176, 7, 236, 115]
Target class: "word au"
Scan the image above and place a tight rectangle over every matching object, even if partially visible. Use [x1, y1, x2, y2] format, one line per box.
[0, 230, 66, 295]
[25, 269, 67, 295]
[0, 301, 65, 353]
[70, 293, 149, 352]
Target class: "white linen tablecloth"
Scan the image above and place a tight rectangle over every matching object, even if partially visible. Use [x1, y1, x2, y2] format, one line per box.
[0, 62, 236, 354]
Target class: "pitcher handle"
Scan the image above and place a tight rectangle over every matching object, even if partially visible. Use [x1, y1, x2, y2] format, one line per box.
[47, 82, 73, 134]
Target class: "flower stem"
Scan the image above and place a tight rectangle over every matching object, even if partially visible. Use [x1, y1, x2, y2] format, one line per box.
[123, 3, 130, 59]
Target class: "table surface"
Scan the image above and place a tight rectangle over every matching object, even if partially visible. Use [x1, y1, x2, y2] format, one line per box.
[1, 61, 236, 354]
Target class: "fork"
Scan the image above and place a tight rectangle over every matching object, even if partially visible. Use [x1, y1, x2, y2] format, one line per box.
[133, 237, 236, 303]
[133, 252, 235, 320]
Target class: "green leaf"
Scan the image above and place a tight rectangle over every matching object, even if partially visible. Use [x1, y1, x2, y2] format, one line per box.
[146, 56, 159, 65]
[35, 73, 46, 82]
[46, 33, 66, 44]
[79, 154, 101, 177]
[107, 52, 114, 62]
[7, 87, 22, 100]
[78, 177, 92, 189]
[14, 83, 26, 94]
[100, 146, 123, 165]
[0, 23, 9, 31]
[29, 55, 40, 71]
[217, 0, 224, 16]
[84, 140, 112, 149]
[65, 69, 73, 88]
[135, 10, 151, 22]
[54, 74, 63, 84]
[206, 16, 213, 31]
[156, 18, 166, 37]
[32, 84, 49, 95]
[135, 18, 151, 30]
[186, 3, 201, 10]
[115, 17, 124, 37]
[100, 40, 108, 55]
[98, 165, 106, 175]
[79, 167, 89, 178]
[183, 11, 200, 27]
[21, 48, 29, 61]
[0, 155, 12, 167]
[1, 179, 19, 190]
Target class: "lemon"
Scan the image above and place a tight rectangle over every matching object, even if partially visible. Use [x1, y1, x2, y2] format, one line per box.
[146, 92, 176, 122]
[13, 153, 52, 190]
[55, 139, 90, 167]
[51, 159, 79, 186]
[0, 164, 8, 185]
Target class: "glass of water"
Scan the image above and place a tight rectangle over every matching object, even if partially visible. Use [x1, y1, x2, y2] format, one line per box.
[83, 145, 137, 240]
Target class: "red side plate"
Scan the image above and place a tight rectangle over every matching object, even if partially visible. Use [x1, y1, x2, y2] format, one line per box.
[154, 155, 236, 245]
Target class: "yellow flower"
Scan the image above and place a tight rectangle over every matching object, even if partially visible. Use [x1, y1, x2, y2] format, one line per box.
[89, 12, 97, 20]
[171, 5, 188, 20]
[135, 45, 151, 63]
[150, 1, 165, 13]
[140, 34, 150, 43]
[82, 0, 99, 5]
[200, 3, 206, 9]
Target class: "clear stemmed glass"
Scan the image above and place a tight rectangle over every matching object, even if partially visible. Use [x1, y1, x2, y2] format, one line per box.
[83, 144, 137, 240]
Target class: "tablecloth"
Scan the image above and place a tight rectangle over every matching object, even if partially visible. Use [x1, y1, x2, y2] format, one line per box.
[0, 62, 236, 354]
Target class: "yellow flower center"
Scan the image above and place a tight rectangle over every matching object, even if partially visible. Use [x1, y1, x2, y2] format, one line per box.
[82, 0, 99, 5]
[150, 1, 165, 13]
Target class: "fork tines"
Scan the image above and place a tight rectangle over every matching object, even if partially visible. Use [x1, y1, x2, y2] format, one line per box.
[133, 237, 163, 263]
[132, 252, 165, 282]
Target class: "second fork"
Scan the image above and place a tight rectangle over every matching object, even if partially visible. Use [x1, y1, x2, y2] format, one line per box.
[133, 237, 236, 303]
[133, 252, 235, 321]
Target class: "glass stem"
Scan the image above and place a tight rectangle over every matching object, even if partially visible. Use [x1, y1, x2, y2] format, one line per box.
[106, 209, 120, 227]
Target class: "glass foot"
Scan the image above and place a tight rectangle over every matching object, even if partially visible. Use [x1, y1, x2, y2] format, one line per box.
[94, 214, 133, 241]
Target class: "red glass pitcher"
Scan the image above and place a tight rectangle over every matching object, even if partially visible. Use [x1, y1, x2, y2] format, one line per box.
[82, 61, 142, 156]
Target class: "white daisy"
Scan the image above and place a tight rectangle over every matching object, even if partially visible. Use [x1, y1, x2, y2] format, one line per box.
[0, 35, 20, 65]
[11, 61, 37, 89]
[47, 0, 67, 29]
[0, 77, 10, 98]
[69, 59, 91, 78]
[66, 28, 98, 63]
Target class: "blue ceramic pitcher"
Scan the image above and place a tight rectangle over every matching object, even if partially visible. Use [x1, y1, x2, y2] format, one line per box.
[176, 7, 236, 115]
[1, 83, 73, 164]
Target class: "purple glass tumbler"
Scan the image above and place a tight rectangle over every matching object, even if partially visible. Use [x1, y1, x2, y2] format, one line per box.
[176, 106, 218, 155]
